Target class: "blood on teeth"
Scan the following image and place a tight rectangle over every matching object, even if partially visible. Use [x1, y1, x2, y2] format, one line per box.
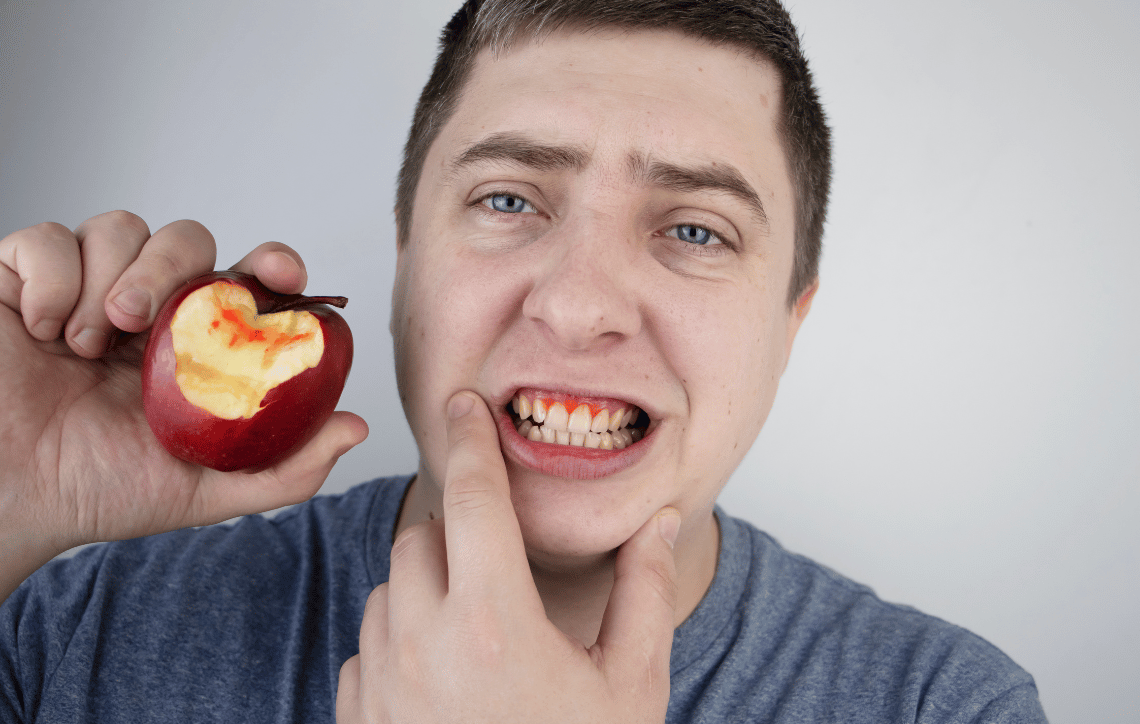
[510, 393, 643, 449]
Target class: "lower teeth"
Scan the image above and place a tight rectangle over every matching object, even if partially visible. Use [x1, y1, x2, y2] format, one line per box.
[515, 417, 643, 449]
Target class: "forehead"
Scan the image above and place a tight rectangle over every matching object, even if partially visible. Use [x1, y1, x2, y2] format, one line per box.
[426, 28, 793, 220]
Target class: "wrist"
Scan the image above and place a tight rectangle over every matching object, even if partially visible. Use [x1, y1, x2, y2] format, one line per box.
[0, 501, 77, 605]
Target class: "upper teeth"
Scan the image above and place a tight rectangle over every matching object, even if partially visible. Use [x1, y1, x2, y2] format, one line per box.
[511, 393, 643, 450]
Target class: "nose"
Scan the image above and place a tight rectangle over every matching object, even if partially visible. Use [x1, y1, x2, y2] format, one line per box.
[521, 219, 641, 352]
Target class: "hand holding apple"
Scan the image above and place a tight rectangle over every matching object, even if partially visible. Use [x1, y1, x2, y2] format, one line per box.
[0, 213, 367, 604]
[142, 271, 354, 472]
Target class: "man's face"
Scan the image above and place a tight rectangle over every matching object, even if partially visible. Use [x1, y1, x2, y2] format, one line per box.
[392, 29, 811, 565]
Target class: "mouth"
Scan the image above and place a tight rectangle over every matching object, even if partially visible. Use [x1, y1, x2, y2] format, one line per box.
[496, 387, 655, 480]
[505, 388, 651, 449]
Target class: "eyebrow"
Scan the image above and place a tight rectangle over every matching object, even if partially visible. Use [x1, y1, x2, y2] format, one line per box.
[450, 132, 589, 175]
[449, 133, 768, 229]
[628, 153, 770, 229]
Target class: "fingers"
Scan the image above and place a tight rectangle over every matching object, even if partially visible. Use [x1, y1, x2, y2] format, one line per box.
[229, 242, 308, 295]
[0, 221, 82, 340]
[359, 584, 390, 667]
[593, 507, 680, 691]
[1, 214, 312, 359]
[338, 583, 394, 724]
[336, 655, 362, 724]
[66, 211, 153, 354]
[351, 584, 391, 723]
[192, 410, 369, 525]
[105, 218, 217, 334]
[0, 212, 220, 357]
[388, 519, 448, 615]
[442, 391, 532, 597]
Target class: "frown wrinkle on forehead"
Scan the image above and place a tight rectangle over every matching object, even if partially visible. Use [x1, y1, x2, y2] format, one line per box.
[448, 131, 769, 231]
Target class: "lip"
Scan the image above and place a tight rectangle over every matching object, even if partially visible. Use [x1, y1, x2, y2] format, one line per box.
[493, 383, 656, 480]
[493, 384, 658, 423]
[495, 407, 654, 479]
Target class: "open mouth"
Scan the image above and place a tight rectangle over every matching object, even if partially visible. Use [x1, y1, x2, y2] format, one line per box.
[506, 389, 651, 450]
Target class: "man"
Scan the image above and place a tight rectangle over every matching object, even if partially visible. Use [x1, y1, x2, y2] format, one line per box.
[0, 0, 1047, 721]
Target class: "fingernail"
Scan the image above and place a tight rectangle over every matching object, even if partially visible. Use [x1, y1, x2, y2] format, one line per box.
[30, 318, 60, 340]
[658, 509, 681, 549]
[448, 392, 475, 420]
[74, 327, 107, 356]
[111, 287, 152, 321]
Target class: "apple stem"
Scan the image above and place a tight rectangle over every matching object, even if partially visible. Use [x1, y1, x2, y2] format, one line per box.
[274, 295, 349, 313]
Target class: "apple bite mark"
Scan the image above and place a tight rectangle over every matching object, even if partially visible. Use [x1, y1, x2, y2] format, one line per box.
[142, 270, 353, 472]
[171, 281, 323, 419]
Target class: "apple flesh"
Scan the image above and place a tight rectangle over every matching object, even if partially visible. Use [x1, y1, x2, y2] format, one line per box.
[142, 271, 353, 472]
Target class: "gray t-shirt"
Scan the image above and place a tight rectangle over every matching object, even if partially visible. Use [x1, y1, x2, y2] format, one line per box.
[1, 475, 1047, 722]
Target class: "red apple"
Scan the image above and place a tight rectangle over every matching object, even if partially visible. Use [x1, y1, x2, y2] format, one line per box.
[142, 271, 353, 472]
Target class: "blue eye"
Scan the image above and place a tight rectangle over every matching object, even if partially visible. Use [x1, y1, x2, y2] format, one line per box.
[669, 224, 719, 245]
[485, 194, 534, 213]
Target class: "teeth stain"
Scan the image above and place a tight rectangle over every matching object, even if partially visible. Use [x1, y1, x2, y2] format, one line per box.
[509, 393, 648, 449]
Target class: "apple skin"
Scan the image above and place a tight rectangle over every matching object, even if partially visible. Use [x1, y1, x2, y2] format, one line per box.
[142, 271, 353, 473]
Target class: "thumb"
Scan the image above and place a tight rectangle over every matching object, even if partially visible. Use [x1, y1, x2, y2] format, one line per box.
[593, 507, 680, 692]
[195, 410, 369, 522]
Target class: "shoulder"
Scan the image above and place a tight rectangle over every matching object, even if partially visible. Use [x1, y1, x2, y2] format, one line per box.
[669, 512, 1048, 723]
[1, 475, 406, 629]
[0, 475, 414, 723]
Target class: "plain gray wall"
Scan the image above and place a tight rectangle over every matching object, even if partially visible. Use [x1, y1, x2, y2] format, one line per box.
[2, 1, 1137, 722]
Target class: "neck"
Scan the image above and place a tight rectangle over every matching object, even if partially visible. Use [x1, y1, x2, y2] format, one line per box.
[393, 474, 720, 647]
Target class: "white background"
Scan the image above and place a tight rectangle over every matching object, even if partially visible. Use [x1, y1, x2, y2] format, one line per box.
[2, 1, 1137, 721]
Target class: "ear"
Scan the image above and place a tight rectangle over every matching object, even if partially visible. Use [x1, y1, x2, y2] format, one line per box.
[781, 279, 818, 374]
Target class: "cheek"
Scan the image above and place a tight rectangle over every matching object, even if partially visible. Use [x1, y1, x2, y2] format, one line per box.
[664, 281, 786, 467]
[394, 245, 519, 429]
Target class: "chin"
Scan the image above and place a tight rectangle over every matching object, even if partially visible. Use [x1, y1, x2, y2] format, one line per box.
[505, 462, 665, 563]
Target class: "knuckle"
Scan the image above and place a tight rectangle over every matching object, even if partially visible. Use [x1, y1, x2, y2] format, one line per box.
[453, 605, 508, 667]
[363, 584, 389, 616]
[144, 248, 186, 280]
[28, 221, 75, 245]
[390, 525, 429, 567]
[31, 277, 77, 300]
[392, 630, 428, 684]
[638, 557, 678, 609]
[97, 210, 151, 238]
[167, 218, 216, 247]
[337, 655, 358, 682]
[445, 476, 496, 514]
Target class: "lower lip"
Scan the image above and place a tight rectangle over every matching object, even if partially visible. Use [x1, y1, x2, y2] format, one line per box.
[495, 411, 653, 480]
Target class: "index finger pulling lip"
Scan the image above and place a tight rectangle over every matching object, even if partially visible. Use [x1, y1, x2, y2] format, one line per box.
[443, 392, 531, 591]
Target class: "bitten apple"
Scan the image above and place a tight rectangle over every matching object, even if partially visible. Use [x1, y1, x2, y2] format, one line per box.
[142, 271, 353, 472]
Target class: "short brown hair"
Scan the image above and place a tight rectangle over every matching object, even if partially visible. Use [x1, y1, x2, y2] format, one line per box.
[395, 0, 831, 306]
